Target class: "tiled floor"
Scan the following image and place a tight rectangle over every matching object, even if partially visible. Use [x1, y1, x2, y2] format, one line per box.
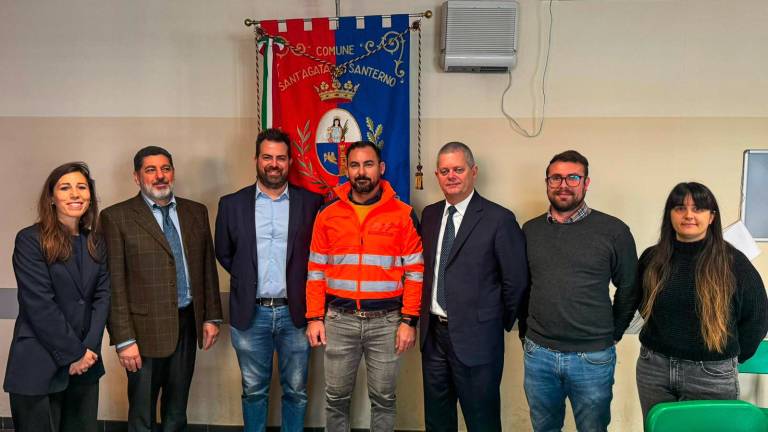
[0, 418, 382, 432]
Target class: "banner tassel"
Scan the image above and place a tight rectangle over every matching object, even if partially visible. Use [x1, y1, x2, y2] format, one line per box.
[415, 164, 424, 190]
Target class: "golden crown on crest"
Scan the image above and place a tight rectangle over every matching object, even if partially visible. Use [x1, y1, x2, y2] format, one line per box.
[314, 79, 360, 102]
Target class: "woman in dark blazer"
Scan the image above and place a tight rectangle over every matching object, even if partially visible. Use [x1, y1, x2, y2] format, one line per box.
[3, 162, 110, 432]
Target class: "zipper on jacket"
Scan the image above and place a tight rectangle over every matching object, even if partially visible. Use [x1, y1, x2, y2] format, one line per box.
[343, 192, 389, 311]
[357, 234, 363, 310]
[356, 201, 382, 311]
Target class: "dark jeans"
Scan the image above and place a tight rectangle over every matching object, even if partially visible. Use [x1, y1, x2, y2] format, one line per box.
[422, 315, 502, 432]
[9, 381, 99, 432]
[523, 337, 616, 432]
[636, 345, 739, 422]
[127, 305, 197, 432]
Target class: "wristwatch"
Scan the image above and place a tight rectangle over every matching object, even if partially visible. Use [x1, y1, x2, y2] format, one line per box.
[400, 315, 419, 327]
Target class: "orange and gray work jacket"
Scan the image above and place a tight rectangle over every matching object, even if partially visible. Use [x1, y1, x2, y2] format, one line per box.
[305, 180, 424, 319]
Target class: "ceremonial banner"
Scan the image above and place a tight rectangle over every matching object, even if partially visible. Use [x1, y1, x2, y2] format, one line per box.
[258, 15, 412, 202]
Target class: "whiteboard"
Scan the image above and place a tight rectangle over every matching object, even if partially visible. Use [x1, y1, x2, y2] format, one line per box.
[741, 150, 768, 241]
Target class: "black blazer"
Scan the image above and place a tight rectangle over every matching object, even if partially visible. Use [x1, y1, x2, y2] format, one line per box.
[4, 225, 110, 396]
[419, 192, 529, 367]
[215, 183, 323, 330]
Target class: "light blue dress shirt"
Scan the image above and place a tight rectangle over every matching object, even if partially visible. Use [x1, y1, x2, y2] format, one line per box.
[255, 183, 289, 298]
[141, 193, 192, 307]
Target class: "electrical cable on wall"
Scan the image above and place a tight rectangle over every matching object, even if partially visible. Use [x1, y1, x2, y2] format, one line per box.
[502, 0, 553, 138]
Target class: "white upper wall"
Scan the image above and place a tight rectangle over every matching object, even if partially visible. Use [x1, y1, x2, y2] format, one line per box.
[1, 0, 766, 118]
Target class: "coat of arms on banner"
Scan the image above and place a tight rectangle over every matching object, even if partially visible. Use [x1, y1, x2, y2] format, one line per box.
[257, 15, 413, 202]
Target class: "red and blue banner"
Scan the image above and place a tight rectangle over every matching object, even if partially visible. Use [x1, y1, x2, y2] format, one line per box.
[258, 15, 412, 203]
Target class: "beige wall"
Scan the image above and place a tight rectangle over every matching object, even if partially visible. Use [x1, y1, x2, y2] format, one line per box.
[2, 1, 768, 431]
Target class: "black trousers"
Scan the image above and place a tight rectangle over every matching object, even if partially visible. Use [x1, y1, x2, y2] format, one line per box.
[422, 315, 503, 432]
[127, 305, 197, 432]
[9, 380, 99, 432]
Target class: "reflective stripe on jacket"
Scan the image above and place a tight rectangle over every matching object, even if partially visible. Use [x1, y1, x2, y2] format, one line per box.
[305, 180, 424, 318]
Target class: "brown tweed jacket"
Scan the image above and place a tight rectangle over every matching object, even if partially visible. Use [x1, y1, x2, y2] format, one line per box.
[101, 193, 223, 358]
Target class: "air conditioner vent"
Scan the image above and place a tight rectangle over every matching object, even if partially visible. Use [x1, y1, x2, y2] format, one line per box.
[440, 1, 519, 73]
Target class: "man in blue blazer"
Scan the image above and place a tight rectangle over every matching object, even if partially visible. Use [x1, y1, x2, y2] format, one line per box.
[419, 142, 529, 432]
[215, 128, 324, 432]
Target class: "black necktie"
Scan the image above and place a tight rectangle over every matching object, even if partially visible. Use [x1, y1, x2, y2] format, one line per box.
[436, 205, 457, 312]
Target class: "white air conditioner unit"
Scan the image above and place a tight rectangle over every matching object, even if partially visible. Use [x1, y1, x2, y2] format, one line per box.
[440, 0, 519, 73]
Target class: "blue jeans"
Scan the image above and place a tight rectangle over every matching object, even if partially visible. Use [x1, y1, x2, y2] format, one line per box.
[636, 345, 739, 422]
[230, 305, 311, 432]
[523, 338, 616, 432]
[324, 307, 402, 432]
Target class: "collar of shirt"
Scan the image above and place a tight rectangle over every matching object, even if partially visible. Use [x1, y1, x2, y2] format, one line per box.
[141, 192, 177, 210]
[547, 201, 591, 224]
[255, 182, 290, 202]
[348, 187, 382, 205]
[445, 189, 475, 217]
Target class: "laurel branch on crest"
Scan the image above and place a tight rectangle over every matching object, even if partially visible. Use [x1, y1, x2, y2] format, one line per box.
[294, 120, 332, 193]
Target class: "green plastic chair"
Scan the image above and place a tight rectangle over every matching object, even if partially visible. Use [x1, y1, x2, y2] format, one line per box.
[739, 340, 768, 374]
[645, 400, 768, 432]
[740, 340, 768, 405]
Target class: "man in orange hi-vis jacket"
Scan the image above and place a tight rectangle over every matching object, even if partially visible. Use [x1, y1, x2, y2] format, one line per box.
[305, 140, 424, 432]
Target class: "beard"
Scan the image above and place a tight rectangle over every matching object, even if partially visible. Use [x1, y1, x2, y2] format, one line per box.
[351, 175, 378, 194]
[140, 179, 174, 202]
[548, 189, 584, 212]
[258, 166, 289, 189]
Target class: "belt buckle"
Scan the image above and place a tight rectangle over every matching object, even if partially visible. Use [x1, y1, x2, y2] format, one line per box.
[437, 315, 448, 324]
[262, 298, 275, 307]
[353, 309, 366, 318]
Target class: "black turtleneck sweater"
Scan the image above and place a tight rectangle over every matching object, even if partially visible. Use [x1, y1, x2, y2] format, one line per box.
[638, 239, 768, 363]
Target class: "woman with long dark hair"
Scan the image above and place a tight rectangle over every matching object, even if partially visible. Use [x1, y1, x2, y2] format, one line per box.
[636, 182, 768, 419]
[3, 162, 110, 432]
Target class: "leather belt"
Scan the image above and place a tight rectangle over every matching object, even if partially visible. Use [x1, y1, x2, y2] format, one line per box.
[330, 306, 399, 319]
[257, 298, 288, 307]
[432, 314, 448, 325]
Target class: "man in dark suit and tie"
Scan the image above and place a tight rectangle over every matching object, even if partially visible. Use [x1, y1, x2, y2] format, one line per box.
[215, 128, 323, 431]
[419, 141, 529, 431]
[101, 146, 223, 432]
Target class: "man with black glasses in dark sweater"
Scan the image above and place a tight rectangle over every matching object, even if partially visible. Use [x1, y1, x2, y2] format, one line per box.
[519, 150, 639, 432]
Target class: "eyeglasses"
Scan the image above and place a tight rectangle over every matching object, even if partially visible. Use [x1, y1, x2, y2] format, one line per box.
[546, 174, 584, 187]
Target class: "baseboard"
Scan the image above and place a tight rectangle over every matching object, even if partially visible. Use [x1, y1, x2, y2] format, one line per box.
[0, 417, 420, 431]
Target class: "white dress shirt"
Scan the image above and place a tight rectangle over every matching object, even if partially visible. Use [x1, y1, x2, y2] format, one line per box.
[431, 190, 475, 317]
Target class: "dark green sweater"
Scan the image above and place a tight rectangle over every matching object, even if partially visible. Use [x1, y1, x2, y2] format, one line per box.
[520, 210, 639, 352]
